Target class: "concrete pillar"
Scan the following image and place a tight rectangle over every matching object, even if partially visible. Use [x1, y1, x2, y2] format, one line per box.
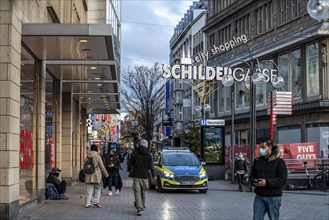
[62, 93, 73, 185]
[33, 61, 46, 200]
[0, 0, 21, 219]
[53, 80, 62, 172]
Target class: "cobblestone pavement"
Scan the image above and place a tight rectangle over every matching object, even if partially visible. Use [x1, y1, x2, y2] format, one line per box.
[19, 168, 329, 220]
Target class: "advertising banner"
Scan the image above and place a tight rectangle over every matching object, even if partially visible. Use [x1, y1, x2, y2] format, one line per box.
[288, 142, 318, 170]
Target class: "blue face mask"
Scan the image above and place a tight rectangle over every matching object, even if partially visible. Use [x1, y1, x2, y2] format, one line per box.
[259, 148, 268, 157]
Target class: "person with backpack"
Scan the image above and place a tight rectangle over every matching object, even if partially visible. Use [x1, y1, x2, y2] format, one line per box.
[46, 167, 68, 200]
[84, 144, 109, 208]
[234, 152, 248, 192]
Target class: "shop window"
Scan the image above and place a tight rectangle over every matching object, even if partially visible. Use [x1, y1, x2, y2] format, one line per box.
[306, 43, 320, 96]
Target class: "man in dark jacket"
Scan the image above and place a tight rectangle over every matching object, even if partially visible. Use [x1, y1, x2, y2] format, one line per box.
[128, 137, 152, 216]
[46, 167, 68, 200]
[249, 140, 287, 220]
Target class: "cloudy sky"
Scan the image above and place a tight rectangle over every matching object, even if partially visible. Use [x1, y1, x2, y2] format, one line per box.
[121, 0, 195, 70]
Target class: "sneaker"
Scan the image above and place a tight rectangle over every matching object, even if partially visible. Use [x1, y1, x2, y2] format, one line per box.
[115, 189, 119, 195]
[137, 208, 144, 216]
[108, 191, 112, 196]
[85, 205, 90, 208]
[60, 194, 69, 200]
[93, 203, 102, 208]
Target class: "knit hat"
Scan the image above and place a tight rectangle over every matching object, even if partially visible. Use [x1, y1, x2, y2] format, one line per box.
[51, 167, 61, 174]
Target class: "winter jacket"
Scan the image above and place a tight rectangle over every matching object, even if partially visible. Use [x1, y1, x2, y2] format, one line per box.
[234, 158, 247, 173]
[84, 151, 109, 184]
[104, 153, 120, 173]
[128, 145, 152, 179]
[249, 146, 287, 197]
[46, 173, 61, 188]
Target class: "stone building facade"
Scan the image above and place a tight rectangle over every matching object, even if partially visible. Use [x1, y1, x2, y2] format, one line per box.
[0, 1, 121, 219]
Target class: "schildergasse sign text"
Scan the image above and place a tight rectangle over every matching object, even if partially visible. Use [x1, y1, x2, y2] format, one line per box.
[163, 35, 278, 83]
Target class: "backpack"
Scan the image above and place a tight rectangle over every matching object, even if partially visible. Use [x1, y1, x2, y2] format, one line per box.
[45, 183, 61, 200]
[79, 169, 85, 182]
[84, 157, 96, 174]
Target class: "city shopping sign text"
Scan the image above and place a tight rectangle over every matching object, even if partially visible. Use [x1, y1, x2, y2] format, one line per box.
[162, 65, 278, 82]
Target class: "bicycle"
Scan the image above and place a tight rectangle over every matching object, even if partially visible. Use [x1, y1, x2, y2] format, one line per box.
[313, 162, 329, 191]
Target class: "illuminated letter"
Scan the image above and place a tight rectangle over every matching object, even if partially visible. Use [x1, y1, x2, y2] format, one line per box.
[233, 68, 244, 82]
[181, 65, 192, 79]
[206, 67, 215, 80]
[263, 69, 270, 82]
[172, 65, 181, 79]
[162, 64, 171, 78]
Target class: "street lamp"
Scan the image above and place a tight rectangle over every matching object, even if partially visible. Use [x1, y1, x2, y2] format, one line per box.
[222, 58, 284, 187]
[307, 0, 329, 21]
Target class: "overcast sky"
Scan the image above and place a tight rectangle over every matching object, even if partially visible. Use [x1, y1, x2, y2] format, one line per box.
[121, 0, 195, 70]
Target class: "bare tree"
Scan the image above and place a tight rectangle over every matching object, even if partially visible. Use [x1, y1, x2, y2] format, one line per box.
[121, 64, 165, 146]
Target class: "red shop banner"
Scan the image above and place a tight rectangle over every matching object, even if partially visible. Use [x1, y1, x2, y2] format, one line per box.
[288, 142, 318, 170]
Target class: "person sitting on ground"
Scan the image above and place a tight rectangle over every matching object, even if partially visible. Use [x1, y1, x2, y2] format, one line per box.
[46, 167, 69, 200]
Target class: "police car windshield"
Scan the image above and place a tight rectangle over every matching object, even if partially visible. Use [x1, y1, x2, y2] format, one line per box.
[163, 153, 200, 166]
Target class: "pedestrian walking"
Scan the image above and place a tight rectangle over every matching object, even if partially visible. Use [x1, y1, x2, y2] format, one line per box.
[234, 152, 247, 192]
[104, 149, 120, 196]
[84, 144, 109, 208]
[249, 140, 287, 220]
[128, 136, 152, 216]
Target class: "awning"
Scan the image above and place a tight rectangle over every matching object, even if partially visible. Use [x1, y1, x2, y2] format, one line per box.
[22, 24, 120, 114]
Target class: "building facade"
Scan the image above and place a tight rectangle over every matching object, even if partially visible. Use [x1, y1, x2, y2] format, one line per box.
[204, 0, 329, 158]
[169, 1, 208, 146]
[0, 0, 121, 219]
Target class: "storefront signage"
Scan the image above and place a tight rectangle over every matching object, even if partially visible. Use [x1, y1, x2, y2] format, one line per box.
[200, 119, 225, 126]
[162, 65, 278, 82]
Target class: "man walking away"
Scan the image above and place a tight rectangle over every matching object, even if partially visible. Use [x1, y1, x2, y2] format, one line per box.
[84, 144, 109, 208]
[128, 136, 152, 216]
[249, 140, 287, 220]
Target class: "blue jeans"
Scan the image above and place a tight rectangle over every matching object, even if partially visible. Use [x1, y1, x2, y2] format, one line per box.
[108, 172, 119, 191]
[253, 195, 282, 220]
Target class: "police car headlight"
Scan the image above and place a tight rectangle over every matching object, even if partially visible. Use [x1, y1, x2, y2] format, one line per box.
[163, 171, 174, 179]
[199, 170, 207, 179]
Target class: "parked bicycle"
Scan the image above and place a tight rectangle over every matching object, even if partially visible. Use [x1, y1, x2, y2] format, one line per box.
[313, 162, 329, 191]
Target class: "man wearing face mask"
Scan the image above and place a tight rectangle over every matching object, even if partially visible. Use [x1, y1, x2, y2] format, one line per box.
[249, 140, 287, 220]
[46, 167, 69, 200]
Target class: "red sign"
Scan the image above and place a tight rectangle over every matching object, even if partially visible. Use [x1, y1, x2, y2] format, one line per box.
[96, 114, 99, 121]
[102, 114, 105, 121]
[50, 139, 55, 168]
[288, 142, 318, 170]
[106, 114, 110, 121]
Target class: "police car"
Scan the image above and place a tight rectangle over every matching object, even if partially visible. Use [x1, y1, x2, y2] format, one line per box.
[148, 147, 208, 193]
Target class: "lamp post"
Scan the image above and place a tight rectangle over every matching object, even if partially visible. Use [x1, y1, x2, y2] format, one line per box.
[307, 0, 329, 21]
[222, 58, 284, 189]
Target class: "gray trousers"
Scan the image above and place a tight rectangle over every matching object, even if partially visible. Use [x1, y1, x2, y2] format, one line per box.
[132, 178, 148, 209]
[85, 183, 101, 206]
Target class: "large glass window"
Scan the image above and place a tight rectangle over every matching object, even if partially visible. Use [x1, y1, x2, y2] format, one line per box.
[279, 53, 289, 92]
[306, 43, 320, 96]
[217, 82, 225, 112]
[20, 47, 36, 205]
[291, 49, 302, 99]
